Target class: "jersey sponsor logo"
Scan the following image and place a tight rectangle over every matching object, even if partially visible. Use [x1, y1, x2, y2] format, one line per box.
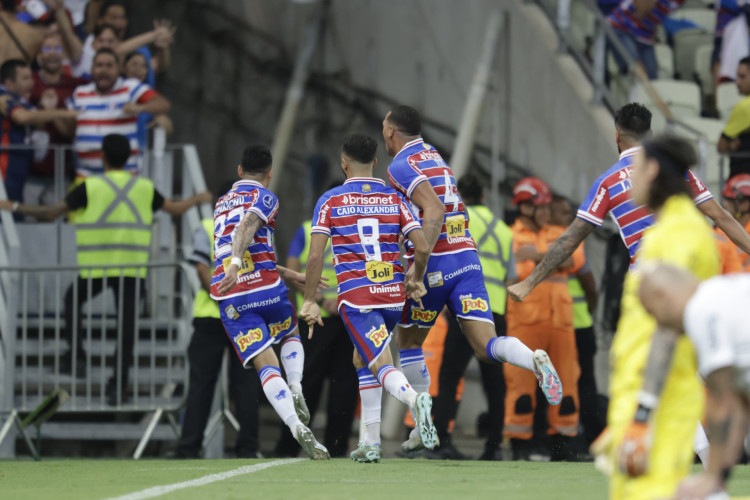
[341, 194, 394, 205]
[263, 195, 273, 208]
[444, 264, 481, 281]
[333, 205, 399, 217]
[269, 317, 292, 338]
[222, 250, 255, 275]
[591, 187, 607, 212]
[411, 309, 438, 323]
[238, 269, 263, 284]
[367, 324, 389, 348]
[318, 203, 330, 225]
[224, 304, 240, 320]
[445, 214, 466, 243]
[236, 295, 282, 311]
[412, 150, 441, 161]
[461, 297, 489, 314]
[368, 284, 401, 294]
[427, 271, 443, 287]
[366, 261, 394, 283]
[236, 328, 264, 352]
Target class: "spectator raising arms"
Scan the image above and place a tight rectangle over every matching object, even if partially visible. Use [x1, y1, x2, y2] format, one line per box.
[66, 48, 170, 177]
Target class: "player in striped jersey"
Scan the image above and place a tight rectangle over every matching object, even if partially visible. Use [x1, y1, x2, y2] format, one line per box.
[382, 106, 563, 455]
[509, 102, 750, 301]
[67, 48, 170, 177]
[212, 145, 329, 460]
[300, 134, 437, 463]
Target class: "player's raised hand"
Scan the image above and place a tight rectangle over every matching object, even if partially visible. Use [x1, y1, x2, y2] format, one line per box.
[673, 472, 722, 500]
[508, 281, 532, 302]
[217, 264, 239, 295]
[618, 421, 651, 477]
[299, 300, 324, 339]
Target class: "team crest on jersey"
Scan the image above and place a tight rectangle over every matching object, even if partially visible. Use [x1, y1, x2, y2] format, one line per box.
[236, 328, 264, 352]
[367, 324, 389, 348]
[411, 309, 437, 323]
[362, 184, 371, 192]
[269, 317, 292, 338]
[224, 304, 240, 320]
[366, 261, 393, 283]
[427, 272, 443, 288]
[461, 297, 488, 314]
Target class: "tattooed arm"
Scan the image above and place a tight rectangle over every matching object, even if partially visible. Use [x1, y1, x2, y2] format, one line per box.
[217, 212, 263, 295]
[636, 326, 680, 419]
[409, 182, 446, 251]
[508, 218, 595, 301]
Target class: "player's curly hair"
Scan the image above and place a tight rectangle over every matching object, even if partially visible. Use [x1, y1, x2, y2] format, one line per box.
[615, 103, 651, 139]
[641, 134, 696, 210]
[342, 134, 377, 164]
[240, 145, 272, 175]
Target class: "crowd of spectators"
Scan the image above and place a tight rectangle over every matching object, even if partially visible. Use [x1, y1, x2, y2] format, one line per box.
[0, 0, 175, 211]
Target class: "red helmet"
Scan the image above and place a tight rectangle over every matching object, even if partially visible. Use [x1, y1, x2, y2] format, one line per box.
[722, 174, 750, 200]
[512, 177, 553, 206]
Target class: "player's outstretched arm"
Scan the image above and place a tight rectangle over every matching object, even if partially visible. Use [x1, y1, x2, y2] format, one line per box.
[216, 212, 263, 295]
[299, 233, 328, 337]
[409, 182, 446, 251]
[0, 200, 69, 221]
[699, 198, 750, 256]
[508, 218, 594, 302]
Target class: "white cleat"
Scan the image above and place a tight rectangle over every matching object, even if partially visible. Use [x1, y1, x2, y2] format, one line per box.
[414, 392, 438, 450]
[293, 423, 330, 461]
[350, 442, 382, 463]
[290, 383, 310, 425]
[532, 350, 563, 406]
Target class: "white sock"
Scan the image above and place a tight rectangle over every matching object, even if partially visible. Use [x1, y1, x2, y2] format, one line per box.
[357, 367, 382, 446]
[486, 336, 534, 371]
[694, 421, 710, 469]
[399, 348, 430, 429]
[280, 336, 304, 387]
[259, 365, 300, 428]
[377, 364, 417, 409]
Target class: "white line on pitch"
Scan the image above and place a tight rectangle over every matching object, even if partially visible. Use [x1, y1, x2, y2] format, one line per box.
[104, 458, 306, 500]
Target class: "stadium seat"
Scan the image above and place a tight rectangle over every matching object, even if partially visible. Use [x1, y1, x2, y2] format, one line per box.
[672, 116, 725, 192]
[631, 79, 702, 119]
[673, 29, 713, 80]
[670, 8, 716, 32]
[693, 44, 713, 96]
[569, 0, 594, 53]
[655, 43, 674, 80]
[716, 81, 742, 119]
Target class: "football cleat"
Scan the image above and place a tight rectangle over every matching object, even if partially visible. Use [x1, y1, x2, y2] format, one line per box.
[350, 442, 382, 463]
[414, 392, 438, 450]
[533, 350, 563, 406]
[290, 383, 311, 425]
[293, 423, 330, 461]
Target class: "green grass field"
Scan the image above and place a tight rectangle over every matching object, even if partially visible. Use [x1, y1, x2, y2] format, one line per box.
[1, 459, 750, 500]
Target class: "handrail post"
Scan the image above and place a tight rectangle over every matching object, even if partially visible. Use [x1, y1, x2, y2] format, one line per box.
[591, 18, 607, 105]
[557, 0, 571, 53]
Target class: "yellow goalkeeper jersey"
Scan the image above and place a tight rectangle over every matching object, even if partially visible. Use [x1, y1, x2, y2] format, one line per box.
[609, 194, 719, 427]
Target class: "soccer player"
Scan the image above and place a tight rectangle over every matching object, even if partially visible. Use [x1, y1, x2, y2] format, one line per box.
[637, 264, 750, 500]
[590, 134, 720, 499]
[299, 133, 437, 463]
[382, 105, 562, 454]
[508, 102, 750, 303]
[212, 145, 329, 460]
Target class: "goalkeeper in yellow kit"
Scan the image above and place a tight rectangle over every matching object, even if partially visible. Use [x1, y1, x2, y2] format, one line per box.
[592, 134, 720, 500]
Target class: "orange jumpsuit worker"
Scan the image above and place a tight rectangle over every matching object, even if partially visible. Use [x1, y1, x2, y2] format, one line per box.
[713, 229, 743, 274]
[504, 177, 582, 461]
[717, 174, 750, 271]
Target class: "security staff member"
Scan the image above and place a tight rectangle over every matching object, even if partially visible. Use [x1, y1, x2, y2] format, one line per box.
[427, 174, 515, 461]
[275, 215, 358, 458]
[176, 213, 262, 458]
[1, 133, 210, 405]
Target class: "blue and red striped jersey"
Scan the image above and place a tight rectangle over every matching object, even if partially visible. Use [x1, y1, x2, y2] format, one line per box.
[311, 177, 421, 310]
[608, 0, 685, 44]
[387, 138, 476, 257]
[210, 179, 281, 300]
[716, 0, 741, 35]
[577, 146, 713, 264]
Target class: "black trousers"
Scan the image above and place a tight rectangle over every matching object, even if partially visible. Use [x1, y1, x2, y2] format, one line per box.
[275, 316, 358, 457]
[176, 317, 261, 457]
[575, 326, 604, 445]
[63, 276, 142, 384]
[432, 312, 507, 449]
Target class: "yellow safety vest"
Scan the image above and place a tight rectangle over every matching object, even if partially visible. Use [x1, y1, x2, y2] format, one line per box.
[192, 218, 221, 319]
[296, 220, 338, 318]
[568, 275, 593, 329]
[466, 205, 513, 315]
[75, 170, 154, 279]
